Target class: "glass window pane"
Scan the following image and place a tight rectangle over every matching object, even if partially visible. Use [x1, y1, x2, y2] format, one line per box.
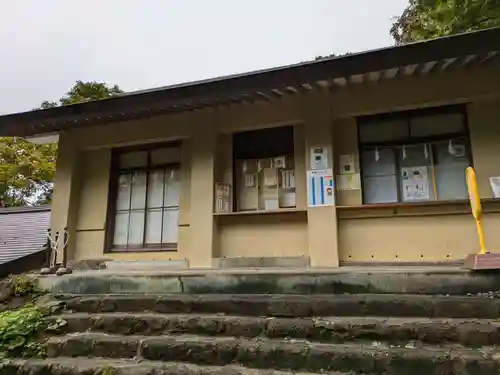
[151, 147, 181, 165]
[145, 209, 162, 244]
[363, 175, 398, 204]
[411, 113, 464, 137]
[362, 148, 396, 177]
[399, 144, 435, 202]
[130, 172, 147, 209]
[116, 174, 131, 210]
[359, 119, 408, 143]
[119, 151, 148, 168]
[128, 211, 145, 245]
[434, 139, 469, 200]
[162, 209, 179, 243]
[164, 169, 180, 207]
[113, 212, 129, 246]
[147, 170, 165, 208]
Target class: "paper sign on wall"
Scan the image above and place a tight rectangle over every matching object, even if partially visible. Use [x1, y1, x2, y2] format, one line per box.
[489, 177, 500, 198]
[307, 169, 334, 207]
[310, 146, 328, 170]
[215, 183, 232, 213]
[337, 173, 361, 190]
[401, 166, 430, 201]
[339, 154, 356, 175]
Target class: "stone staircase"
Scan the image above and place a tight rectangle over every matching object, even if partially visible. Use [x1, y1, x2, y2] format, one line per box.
[4, 292, 500, 374]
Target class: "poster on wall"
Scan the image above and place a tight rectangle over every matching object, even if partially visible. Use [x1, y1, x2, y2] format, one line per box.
[307, 169, 334, 207]
[337, 173, 361, 190]
[310, 146, 329, 170]
[489, 177, 500, 198]
[215, 183, 232, 213]
[339, 154, 356, 175]
[401, 166, 430, 201]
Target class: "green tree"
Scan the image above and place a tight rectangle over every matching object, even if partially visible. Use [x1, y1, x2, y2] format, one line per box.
[391, 0, 500, 44]
[0, 81, 123, 207]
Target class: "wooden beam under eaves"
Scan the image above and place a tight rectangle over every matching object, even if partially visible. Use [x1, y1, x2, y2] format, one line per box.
[383, 67, 399, 80]
[208, 97, 237, 108]
[271, 88, 286, 97]
[311, 81, 330, 92]
[413, 61, 436, 76]
[365, 71, 381, 84]
[458, 54, 477, 69]
[440, 57, 460, 71]
[237, 93, 256, 104]
[331, 77, 347, 88]
[348, 74, 364, 85]
[478, 50, 499, 65]
[424, 59, 447, 75]
[284, 86, 299, 94]
[255, 92, 272, 101]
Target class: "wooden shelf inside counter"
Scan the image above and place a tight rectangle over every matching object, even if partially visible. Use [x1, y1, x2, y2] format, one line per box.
[214, 208, 306, 217]
[336, 198, 500, 219]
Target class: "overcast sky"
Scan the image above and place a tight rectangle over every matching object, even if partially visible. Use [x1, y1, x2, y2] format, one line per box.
[0, 0, 407, 115]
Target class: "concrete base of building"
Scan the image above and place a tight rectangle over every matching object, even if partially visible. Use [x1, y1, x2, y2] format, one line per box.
[37, 265, 500, 296]
[212, 256, 310, 269]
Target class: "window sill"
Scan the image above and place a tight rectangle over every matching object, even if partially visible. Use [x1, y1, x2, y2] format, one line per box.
[337, 198, 500, 219]
[214, 208, 306, 217]
[108, 246, 178, 253]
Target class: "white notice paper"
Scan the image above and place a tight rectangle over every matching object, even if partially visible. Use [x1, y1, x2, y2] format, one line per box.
[490, 177, 500, 198]
[337, 173, 361, 190]
[339, 154, 356, 175]
[401, 166, 430, 201]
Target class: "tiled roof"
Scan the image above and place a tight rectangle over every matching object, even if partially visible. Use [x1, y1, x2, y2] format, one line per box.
[0, 206, 50, 265]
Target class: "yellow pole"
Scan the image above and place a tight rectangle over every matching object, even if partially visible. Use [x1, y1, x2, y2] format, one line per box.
[466, 167, 487, 254]
[476, 219, 487, 255]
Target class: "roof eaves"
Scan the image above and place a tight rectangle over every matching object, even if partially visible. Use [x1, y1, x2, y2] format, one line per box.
[0, 26, 498, 135]
[0, 205, 51, 214]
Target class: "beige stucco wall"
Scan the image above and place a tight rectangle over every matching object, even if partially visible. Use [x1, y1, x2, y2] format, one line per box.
[51, 62, 500, 266]
[339, 213, 500, 263]
[216, 213, 308, 258]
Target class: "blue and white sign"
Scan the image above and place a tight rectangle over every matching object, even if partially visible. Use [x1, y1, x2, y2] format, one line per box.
[307, 169, 335, 207]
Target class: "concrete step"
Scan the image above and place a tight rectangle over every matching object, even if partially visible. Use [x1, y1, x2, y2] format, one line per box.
[103, 260, 189, 271]
[50, 312, 500, 347]
[57, 293, 500, 319]
[39, 266, 500, 295]
[0, 357, 350, 375]
[45, 332, 499, 374]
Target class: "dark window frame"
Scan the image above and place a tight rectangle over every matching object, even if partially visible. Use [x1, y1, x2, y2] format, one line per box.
[104, 141, 181, 253]
[357, 105, 473, 205]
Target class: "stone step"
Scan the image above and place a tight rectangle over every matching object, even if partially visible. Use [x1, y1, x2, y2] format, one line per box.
[57, 293, 500, 318]
[45, 333, 499, 374]
[50, 312, 500, 347]
[0, 357, 351, 375]
[39, 266, 500, 295]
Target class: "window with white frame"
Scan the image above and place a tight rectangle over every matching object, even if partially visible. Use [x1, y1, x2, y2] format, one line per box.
[358, 107, 471, 204]
[109, 145, 181, 250]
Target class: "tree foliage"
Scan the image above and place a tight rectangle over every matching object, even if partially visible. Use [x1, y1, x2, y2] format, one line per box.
[40, 80, 123, 109]
[0, 139, 57, 207]
[391, 0, 500, 44]
[1, 81, 123, 207]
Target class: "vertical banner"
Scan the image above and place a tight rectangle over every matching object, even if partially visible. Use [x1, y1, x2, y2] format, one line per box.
[307, 168, 334, 207]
